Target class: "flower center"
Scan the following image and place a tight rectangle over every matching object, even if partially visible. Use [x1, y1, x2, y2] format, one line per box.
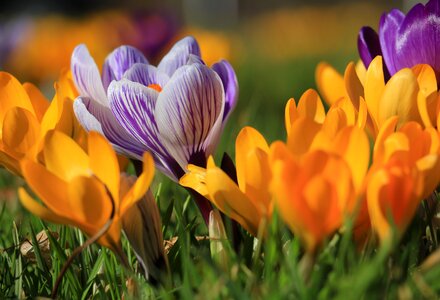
[148, 83, 162, 92]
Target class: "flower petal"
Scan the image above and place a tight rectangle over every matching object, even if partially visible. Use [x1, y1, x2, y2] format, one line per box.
[123, 63, 169, 87]
[71, 44, 108, 106]
[102, 45, 148, 90]
[88, 131, 120, 203]
[155, 63, 224, 172]
[23, 82, 49, 122]
[212, 60, 238, 122]
[315, 62, 345, 105]
[157, 36, 201, 76]
[379, 9, 405, 75]
[108, 79, 177, 174]
[358, 26, 382, 69]
[44, 130, 90, 182]
[74, 96, 145, 159]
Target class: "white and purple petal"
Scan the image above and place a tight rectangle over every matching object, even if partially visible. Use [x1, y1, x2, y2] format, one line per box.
[123, 63, 169, 87]
[212, 60, 238, 122]
[102, 45, 148, 90]
[157, 36, 201, 77]
[71, 44, 108, 106]
[155, 63, 225, 172]
[73, 96, 145, 159]
[108, 79, 179, 179]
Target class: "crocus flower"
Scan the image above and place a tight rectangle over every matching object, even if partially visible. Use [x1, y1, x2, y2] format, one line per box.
[72, 36, 238, 182]
[358, 0, 440, 81]
[270, 145, 356, 253]
[0, 70, 86, 176]
[366, 157, 423, 243]
[19, 130, 154, 252]
[180, 126, 272, 236]
[316, 58, 438, 136]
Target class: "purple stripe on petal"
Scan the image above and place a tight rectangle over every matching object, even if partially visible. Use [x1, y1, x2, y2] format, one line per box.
[155, 63, 225, 172]
[102, 45, 148, 91]
[123, 63, 169, 87]
[157, 36, 201, 77]
[71, 44, 108, 106]
[73, 96, 145, 159]
[187, 54, 205, 65]
[212, 60, 238, 122]
[108, 79, 173, 168]
[394, 2, 440, 78]
[379, 9, 405, 75]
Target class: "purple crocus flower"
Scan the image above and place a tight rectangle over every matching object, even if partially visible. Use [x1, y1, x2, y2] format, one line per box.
[71, 36, 238, 183]
[358, 0, 440, 81]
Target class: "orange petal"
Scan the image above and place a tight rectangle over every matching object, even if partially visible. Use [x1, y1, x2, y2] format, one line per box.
[364, 56, 385, 127]
[88, 131, 120, 201]
[344, 62, 364, 110]
[44, 130, 90, 181]
[315, 62, 345, 105]
[297, 89, 325, 123]
[23, 82, 50, 122]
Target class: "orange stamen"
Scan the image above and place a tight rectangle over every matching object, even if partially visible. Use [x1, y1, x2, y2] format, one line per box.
[148, 83, 162, 92]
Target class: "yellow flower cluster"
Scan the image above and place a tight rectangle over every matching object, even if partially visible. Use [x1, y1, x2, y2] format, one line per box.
[182, 58, 440, 253]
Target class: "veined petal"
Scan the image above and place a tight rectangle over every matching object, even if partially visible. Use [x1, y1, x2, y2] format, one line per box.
[212, 60, 238, 122]
[123, 63, 169, 87]
[74, 96, 145, 159]
[71, 44, 108, 106]
[158, 36, 201, 77]
[108, 79, 169, 161]
[44, 130, 90, 181]
[155, 63, 224, 172]
[102, 46, 148, 90]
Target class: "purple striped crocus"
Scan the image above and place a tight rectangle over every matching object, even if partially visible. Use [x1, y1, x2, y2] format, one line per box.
[358, 0, 440, 81]
[71, 36, 238, 183]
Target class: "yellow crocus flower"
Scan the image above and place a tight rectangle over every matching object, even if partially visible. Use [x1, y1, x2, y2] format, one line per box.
[18, 131, 154, 250]
[0, 71, 87, 175]
[180, 126, 272, 236]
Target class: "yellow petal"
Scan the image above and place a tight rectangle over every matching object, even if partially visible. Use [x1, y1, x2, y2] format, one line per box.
[344, 62, 364, 110]
[18, 187, 72, 225]
[417, 92, 437, 128]
[0, 72, 34, 131]
[180, 164, 209, 198]
[284, 98, 298, 136]
[68, 175, 113, 229]
[120, 152, 155, 214]
[364, 56, 385, 127]
[44, 130, 90, 181]
[355, 60, 367, 85]
[374, 116, 398, 161]
[379, 68, 420, 127]
[286, 117, 322, 157]
[23, 82, 50, 122]
[333, 127, 370, 191]
[297, 89, 325, 123]
[235, 126, 269, 192]
[2, 107, 40, 158]
[21, 159, 72, 218]
[88, 131, 120, 201]
[412, 64, 437, 98]
[0, 150, 22, 175]
[315, 62, 345, 105]
[206, 166, 261, 235]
